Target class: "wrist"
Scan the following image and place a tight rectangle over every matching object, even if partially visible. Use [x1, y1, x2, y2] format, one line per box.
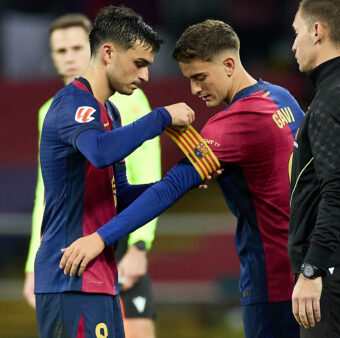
[300, 263, 326, 279]
[94, 232, 106, 249]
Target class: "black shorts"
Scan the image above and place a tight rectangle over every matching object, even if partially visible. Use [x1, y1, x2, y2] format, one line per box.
[119, 272, 156, 319]
[299, 266, 340, 338]
[116, 235, 156, 320]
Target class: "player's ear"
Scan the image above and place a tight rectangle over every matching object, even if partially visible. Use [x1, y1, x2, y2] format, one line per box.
[101, 43, 116, 65]
[313, 22, 325, 44]
[223, 57, 235, 77]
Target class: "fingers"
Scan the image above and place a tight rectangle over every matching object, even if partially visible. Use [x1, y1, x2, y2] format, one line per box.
[61, 246, 79, 276]
[59, 246, 74, 270]
[78, 256, 91, 276]
[305, 299, 315, 328]
[293, 295, 321, 328]
[187, 106, 195, 125]
[298, 299, 309, 328]
[292, 297, 302, 326]
[60, 246, 90, 277]
[313, 298, 321, 323]
[165, 102, 195, 128]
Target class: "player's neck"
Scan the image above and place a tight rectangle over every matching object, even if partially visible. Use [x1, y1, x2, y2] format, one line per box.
[83, 66, 112, 105]
[313, 44, 340, 70]
[228, 68, 257, 104]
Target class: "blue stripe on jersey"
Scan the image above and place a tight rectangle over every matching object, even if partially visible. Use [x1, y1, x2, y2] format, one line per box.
[64, 148, 86, 291]
[217, 166, 268, 305]
[261, 81, 303, 139]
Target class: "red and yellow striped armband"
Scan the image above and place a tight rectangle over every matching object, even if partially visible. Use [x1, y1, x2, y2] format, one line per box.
[165, 126, 221, 180]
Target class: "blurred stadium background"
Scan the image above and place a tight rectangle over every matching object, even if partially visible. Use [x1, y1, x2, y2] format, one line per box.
[0, 0, 313, 337]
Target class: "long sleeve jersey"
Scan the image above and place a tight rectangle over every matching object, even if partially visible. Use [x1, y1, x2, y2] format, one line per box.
[97, 79, 305, 305]
[289, 56, 340, 273]
[35, 77, 170, 295]
[25, 88, 159, 273]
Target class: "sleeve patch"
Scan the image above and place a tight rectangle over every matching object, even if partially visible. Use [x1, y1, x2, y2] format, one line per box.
[75, 106, 96, 123]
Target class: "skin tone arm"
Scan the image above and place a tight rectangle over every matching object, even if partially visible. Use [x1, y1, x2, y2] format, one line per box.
[292, 274, 322, 328]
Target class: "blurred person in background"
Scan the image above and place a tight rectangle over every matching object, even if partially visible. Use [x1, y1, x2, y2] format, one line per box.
[60, 19, 305, 338]
[289, 0, 340, 336]
[23, 10, 165, 338]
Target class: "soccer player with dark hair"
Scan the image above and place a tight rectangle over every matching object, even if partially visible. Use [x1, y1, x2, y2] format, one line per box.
[290, 0, 340, 335]
[34, 6, 195, 337]
[24, 12, 160, 338]
[61, 19, 305, 338]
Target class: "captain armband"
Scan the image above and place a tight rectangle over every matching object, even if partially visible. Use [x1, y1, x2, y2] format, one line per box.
[165, 126, 220, 180]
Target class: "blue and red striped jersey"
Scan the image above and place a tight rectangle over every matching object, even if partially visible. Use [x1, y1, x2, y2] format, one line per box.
[35, 78, 119, 295]
[200, 79, 304, 304]
[94, 79, 305, 305]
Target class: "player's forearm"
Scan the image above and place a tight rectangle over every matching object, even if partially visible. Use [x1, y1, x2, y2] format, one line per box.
[76, 107, 171, 168]
[97, 159, 201, 245]
[115, 164, 153, 212]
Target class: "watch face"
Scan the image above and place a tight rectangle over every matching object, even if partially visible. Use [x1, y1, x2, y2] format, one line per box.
[134, 241, 146, 250]
[304, 265, 314, 278]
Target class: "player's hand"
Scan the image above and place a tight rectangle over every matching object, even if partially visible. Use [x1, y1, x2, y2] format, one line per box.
[164, 103, 195, 131]
[118, 245, 147, 291]
[23, 271, 36, 308]
[59, 232, 105, 277]
[292, 274, 322, 328]
[198, 168, 224, 189]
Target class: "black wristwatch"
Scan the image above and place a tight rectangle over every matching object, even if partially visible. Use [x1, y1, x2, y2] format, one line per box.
[133, 240, 146, 251]
[300, 263, 326, 279]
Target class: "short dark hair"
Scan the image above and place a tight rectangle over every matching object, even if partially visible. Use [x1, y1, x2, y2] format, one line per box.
[89, 5, 162, 55]
[49, 13, 92, 36]
[299, 0, 340, 46]
[173, 20, 240, 62]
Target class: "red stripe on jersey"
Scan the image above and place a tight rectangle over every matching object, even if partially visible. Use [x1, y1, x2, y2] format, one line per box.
[73, 80, 90, 92]
[76, 315, 85, 338]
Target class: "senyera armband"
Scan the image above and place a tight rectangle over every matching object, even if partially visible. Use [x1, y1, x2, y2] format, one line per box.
[165, 126, 220, 180]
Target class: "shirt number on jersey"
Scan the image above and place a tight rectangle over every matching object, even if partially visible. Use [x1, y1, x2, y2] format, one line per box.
[95, 323, 108, 338]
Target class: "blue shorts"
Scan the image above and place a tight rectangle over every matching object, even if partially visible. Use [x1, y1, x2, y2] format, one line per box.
[36, 292, 125, 338]
[242, 300, 299, 338]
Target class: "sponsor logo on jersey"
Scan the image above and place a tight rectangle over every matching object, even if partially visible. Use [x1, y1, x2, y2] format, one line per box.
[75, 106, 96, 123]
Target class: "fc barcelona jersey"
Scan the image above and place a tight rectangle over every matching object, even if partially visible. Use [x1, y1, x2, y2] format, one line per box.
[200, 79, 304, 305]
[35, 78, 120, 295]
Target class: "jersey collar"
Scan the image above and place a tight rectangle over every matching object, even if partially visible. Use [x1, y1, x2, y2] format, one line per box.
[230, 79, 264, 105]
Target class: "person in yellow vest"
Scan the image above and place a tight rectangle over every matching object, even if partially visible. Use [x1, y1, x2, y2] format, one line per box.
[23, 13, 160, 338]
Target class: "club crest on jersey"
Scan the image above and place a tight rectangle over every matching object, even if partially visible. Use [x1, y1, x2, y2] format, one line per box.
[194, 142, 209, 159]
[75, 106, 96, 123]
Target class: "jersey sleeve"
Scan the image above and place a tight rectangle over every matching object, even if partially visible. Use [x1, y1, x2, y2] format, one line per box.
[110, 89, 161, 250]
[55, 91, 105, 148]
[304, 91, 340, 267]
[25, 98, 53, 273]
[200, 109, 245, 164]
[97, 158, 202, 246]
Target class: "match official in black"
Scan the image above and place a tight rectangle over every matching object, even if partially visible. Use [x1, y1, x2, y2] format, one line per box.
[289, 0, 340, 336]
